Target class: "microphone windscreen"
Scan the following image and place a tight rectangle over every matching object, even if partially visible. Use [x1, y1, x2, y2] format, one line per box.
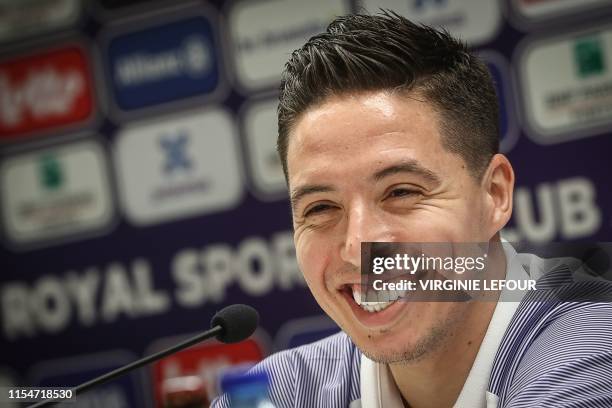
[210, 304, 259, 344]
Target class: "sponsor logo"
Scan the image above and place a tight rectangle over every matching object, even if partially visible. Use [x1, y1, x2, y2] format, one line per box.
[229, 0, 350, 91]
[243, 99, 287, 198]
[0, 46, 94, 139]
[518, 25, 612, 143]
[360, 0, 501, 46]
[106, 16, 219, 112]
[0, 140, 114, 246]
[0, 0, 80, 43]
[114, 36, 212, 87]
[151, 336, 265, 406]
[38, 154, 65, 191]
[511, 0, 610, 22]
[160, 133, 192, 174]
[574, 36, 606, 78]
[151, 133, 208, 202]
[114, 109, 243, 225]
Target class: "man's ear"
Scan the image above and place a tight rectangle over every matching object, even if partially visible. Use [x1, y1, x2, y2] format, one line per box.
[481, 154, 514, 236]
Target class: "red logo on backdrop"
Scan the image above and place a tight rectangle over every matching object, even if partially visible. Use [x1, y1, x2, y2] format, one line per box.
[151, 338, 265, 407]
[0, 45, 94, 139]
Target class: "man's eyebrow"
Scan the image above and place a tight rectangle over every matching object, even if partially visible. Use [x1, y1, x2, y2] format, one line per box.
[290, 185, 335, 210]
[372, 160, 441, 185]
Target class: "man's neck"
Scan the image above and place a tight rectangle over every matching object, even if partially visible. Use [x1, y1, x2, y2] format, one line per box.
[389, 300, 497, 408]
[388, 242, 507, 408]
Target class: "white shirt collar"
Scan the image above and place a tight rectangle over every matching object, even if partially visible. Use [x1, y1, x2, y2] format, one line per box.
[356, 242, 530, 408]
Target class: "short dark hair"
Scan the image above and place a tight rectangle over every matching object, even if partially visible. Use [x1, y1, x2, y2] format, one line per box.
[277, 11, 499, 181]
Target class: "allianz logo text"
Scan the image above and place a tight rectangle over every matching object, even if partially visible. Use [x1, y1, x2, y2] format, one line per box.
[114, 35, 212, 86]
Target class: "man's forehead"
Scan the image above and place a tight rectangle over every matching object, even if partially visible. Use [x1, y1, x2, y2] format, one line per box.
[290, 93, 419, 144]
[286, 91, 446, 179]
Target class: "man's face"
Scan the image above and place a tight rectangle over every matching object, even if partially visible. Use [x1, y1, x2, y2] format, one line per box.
[287, 90, 499, 362]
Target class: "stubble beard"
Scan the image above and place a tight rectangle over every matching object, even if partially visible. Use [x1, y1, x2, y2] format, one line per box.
[356, 307, 461, 365]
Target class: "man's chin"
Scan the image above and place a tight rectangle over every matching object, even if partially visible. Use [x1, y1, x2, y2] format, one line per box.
[352, 323, 450, 365]
[360, 347, 427, 364]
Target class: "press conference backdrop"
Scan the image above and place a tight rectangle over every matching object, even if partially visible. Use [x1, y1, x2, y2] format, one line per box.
[0, 0, 611, 406]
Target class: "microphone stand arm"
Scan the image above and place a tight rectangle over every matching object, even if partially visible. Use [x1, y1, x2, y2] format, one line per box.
[28, 325, 224, 408]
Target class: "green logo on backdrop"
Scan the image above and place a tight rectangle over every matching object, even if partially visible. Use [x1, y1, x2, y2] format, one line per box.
[574, 36, 606, 78]
[38, 154, 64, 190]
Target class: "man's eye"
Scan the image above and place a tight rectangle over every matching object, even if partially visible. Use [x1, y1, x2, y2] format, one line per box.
[387, 188, 419, 198]
[304, 203, 333, 217]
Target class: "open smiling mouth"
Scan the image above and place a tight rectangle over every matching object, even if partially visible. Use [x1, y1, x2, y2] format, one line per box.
[335, 282, 415, 328]
[339, 283, 412, 313]
[338, 268, 437, 315]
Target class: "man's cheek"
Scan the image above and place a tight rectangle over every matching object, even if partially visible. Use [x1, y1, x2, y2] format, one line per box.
[298, 258, 323, 290]
[295, 242, 317, 282]
[296, 236, 321, 266]
[298, 266, 331, 312]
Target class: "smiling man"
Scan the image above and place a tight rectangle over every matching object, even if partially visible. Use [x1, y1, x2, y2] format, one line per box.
[286, 84, 511, 408]
[213, 11, 612, 408]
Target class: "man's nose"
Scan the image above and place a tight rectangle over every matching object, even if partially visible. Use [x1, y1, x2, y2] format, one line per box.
[340, 202, 389, 268]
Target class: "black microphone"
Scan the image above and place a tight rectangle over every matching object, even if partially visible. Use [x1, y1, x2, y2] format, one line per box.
[28, 304, 259, 408]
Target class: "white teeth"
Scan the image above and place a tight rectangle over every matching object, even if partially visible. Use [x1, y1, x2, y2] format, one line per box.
[389, 289, 409, 301]
[352, 287, 361, 304]
[351, 285, 409, 313]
